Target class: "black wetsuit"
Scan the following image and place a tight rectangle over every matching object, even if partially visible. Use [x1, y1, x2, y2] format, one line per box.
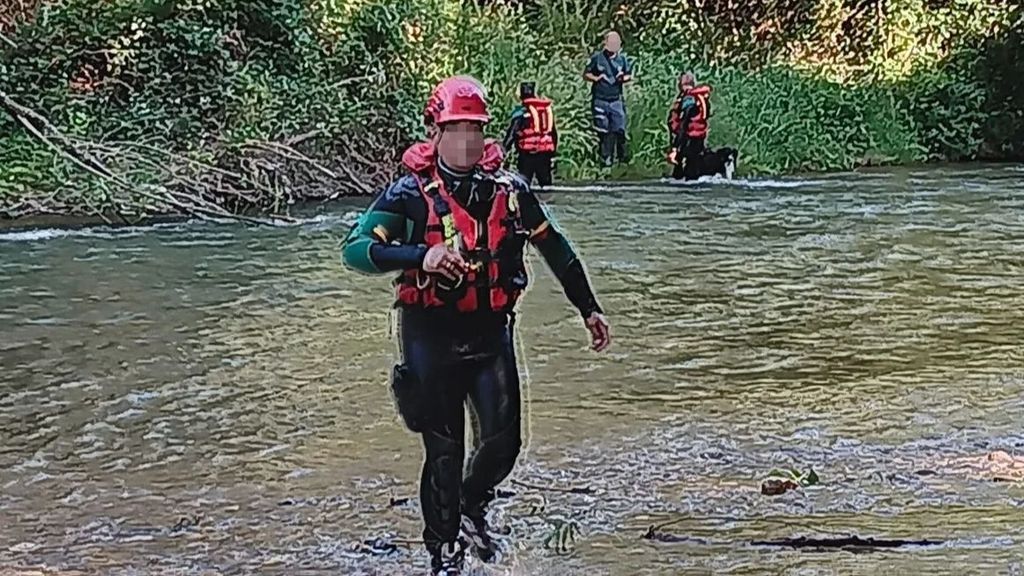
[340, 160, 602, 559]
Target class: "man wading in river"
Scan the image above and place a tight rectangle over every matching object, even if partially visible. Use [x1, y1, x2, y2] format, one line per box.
[583, 31, 633, 167]
[340, 75, 611, 575]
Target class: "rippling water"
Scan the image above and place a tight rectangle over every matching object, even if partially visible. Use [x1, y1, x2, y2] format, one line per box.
[3, 166, 1024, 575]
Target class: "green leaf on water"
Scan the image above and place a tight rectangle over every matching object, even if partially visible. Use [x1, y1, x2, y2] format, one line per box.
[766, 468, 800, 481]
[765, 467, 821, 486]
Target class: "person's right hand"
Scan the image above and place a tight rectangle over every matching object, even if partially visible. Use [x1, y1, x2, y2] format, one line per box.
[585, 312, 611, 352]
[422, 244, 469, 281]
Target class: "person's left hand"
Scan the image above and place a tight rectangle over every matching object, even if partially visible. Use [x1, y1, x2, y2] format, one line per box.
[584, 312, 611, 352]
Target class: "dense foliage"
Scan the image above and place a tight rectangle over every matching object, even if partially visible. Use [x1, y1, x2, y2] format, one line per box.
[1, 0, 1021, 218]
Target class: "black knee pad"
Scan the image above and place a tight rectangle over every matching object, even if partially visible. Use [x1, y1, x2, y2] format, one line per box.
[422, 430, 464, 541]
[425, 430, 463, 490]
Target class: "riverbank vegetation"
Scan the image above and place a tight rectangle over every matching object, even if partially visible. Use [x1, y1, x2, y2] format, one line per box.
[1, 0, 1021, 220]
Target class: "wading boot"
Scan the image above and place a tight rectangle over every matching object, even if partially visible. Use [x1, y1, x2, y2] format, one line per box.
[461, 505, 499, 563]
[429, 538, 466, 576]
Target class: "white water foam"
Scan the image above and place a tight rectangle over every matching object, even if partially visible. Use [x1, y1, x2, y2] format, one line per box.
[0, 228, 79, 242]
[0, 211, 362, 243]
[0, 224, 160, 243]
[543, 177, 827, 193]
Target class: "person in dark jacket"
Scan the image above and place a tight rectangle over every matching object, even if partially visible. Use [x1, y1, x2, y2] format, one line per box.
[583, 31, 633, 167]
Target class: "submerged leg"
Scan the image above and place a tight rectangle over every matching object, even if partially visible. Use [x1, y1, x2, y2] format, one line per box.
[400, 311, 470, 573]
[460, 325, 521, 561]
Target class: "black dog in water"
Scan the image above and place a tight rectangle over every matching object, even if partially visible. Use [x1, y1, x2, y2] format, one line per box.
[671, 147, 738, 181]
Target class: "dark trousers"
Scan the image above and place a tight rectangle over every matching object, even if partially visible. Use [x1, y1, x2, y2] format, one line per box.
[592, 98, 628, 166]
[516, 152, 554, 187]
[671, 135, 707, 180]
[599, 133, 628, 167]
[397, 309, 522, 551]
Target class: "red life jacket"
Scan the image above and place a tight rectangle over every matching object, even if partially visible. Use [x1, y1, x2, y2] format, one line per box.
[394, 166, 527, 313]
[516, 97, 556, 154]
[686, 85, 711, 138]
[668, 85, 712, 138]
[668, 97, 683, 135]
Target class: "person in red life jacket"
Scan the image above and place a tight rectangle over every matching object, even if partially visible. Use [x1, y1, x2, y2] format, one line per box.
[667, 72, 712, 180]
[502, 82, 558, 188]
[340, 75, 611, 575]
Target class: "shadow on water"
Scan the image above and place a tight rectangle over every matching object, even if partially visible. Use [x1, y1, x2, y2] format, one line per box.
[2, 166, 1024, 575]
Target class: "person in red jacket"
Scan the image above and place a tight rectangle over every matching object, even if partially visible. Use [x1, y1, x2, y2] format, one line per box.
[667, 72, 712, 180]
[341, 75, 610, 575]
[502, 82, 558, 188]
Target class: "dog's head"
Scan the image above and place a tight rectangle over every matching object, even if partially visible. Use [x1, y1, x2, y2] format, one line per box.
[718, 147, 738, 179]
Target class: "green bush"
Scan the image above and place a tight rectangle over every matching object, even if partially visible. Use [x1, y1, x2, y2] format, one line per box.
[1, 0, 1021, 218]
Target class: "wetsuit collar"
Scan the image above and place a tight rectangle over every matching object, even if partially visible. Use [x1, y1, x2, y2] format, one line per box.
[438, 158, 472, 180]
[437, 158, 493, 207]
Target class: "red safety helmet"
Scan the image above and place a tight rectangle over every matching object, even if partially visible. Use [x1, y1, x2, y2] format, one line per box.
[423, 75, 491, 127]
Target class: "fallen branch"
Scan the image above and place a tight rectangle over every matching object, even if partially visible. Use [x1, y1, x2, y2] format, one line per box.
[241, 138, 375, 198]
[328, 72, 380, 90]
[1, 91, 115, 180]
[352, 536, 422, 556]
[643, 516, 687, 536]
[751, 536, 944, 549]
[0, 89, 284, 225]
[107, 140, 253, 184]
[243, 140, 339, 179]
[77, 188, 114, 226]
[333, 156, 374, 196]
[0, 31, 17, 49]
[284, 129, 323, 147]
[642, 526, 705, 543]
[510, 478, 594, 495]
[3, 90, 386, 220]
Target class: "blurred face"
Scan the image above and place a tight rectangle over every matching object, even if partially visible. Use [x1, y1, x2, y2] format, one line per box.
[604, 32, 622, 53]
[435, 121, 485, 170]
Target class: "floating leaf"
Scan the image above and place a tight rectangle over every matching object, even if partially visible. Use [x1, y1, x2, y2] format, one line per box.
[762, 466, 821, 493]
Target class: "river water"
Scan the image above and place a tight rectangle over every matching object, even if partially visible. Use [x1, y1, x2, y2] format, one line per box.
[2, 166, 1024, 575]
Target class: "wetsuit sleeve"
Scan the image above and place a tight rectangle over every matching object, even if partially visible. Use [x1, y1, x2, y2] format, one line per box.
[516, 185, 603, 318]
[340, 177, 428, 274]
